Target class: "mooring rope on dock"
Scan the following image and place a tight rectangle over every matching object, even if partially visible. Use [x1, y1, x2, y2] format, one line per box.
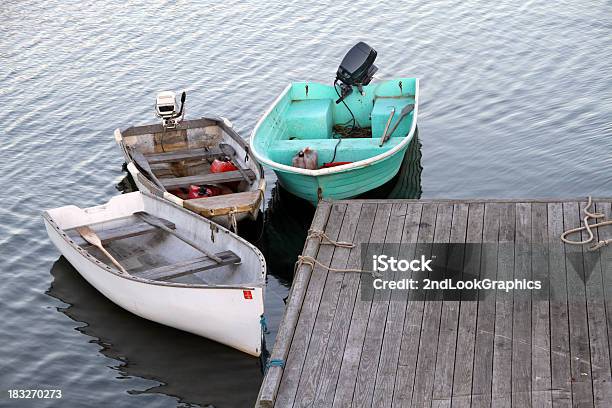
[295, 255, 381, 277]
[561, 196, 612, 251]
[306, 229, 355, 248]
[300, 229, 382, 275]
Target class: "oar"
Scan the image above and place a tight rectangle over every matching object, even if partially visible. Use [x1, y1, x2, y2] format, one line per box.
[219, 143, 254, 184]
[378, 107, 395, 147]
[76, 226, 128, 274]
[379, 104, 415, 146]
[135, 212, 223, 263]
[129, 147, 166, 191]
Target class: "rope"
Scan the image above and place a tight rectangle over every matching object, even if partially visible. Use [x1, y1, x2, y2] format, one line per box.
[332, 125, 371, 139]
[295, 255, 381, 277]
[307, 229, 355, 248]
[561, 196, 612, 251]
[228, 206, 239, 233]
[266, 359, 285, 368]
[260, 315, 269, 334]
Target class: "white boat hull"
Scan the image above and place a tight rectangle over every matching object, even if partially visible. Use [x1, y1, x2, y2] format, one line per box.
[44, 192, 266, 356]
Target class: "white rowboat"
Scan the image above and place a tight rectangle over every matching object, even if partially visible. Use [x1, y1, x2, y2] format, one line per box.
[43, 191, 266, 356]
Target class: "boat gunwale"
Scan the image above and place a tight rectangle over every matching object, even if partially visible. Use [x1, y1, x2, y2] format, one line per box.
[42, 191, 266, 291]
[249, 79, 420, 176]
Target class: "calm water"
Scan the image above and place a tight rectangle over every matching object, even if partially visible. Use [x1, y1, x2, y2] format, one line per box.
[1, 0, 610, 406]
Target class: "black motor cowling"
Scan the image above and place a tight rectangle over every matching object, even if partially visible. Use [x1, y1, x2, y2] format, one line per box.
[336, 42, 378, 88]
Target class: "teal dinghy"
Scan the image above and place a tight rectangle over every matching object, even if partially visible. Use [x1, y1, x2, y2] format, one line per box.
[250, 43, 419, 204]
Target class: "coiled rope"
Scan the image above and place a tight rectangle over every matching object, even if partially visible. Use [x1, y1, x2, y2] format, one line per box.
[560, 196, 612, 251]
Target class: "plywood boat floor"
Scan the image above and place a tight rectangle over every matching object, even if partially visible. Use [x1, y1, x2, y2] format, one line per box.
[66, 218, 175, 247]
[134, 250, 241, 281]
[144, 147, 223, 164]
[160, 170, 256, 190]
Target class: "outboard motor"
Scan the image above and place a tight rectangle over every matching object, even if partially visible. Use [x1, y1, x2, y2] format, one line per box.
[335, 42, 378, 104]
[155, 90, 186, 128]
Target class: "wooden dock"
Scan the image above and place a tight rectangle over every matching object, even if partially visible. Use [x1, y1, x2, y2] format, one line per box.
[256, 198, 612, 408]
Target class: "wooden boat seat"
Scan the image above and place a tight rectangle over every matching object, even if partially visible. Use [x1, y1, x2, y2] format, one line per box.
[184, 190, 261, 217]
[144, 147, 223, 164]
[67, 218, 176, 247]
[267, 137, 404, 164]
[134, 250, 241, 281]
[160, 170, 256, 190]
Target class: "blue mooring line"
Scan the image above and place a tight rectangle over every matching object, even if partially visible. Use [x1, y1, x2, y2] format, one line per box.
[260, 315, 269, 334]
[266, 359, 285, 368]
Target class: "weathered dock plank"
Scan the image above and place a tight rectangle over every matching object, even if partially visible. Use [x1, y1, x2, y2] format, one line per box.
[471, 203, 501, 408]
[313, 203, 379, 406]
[393, 202, 438, 407]
[411, 203, 454, 407]
[332, 203, 392, 407]
[274, 203, 348, 408]
[596, 202, 612, 407]
[256, 201, 332, 407]
[292, 202, 362, 407]
[563, 202, 594, 407]
[547, 202, 572, 407]
[491, 203, 515, 408]
[431, 203, 469, 408]
[371, 203, 423, 408]
[582, 202, 612, 406]
[531, 202, 553, 408]
[450, 202, 484, 408]
[351, 203, 407, 407]
[512, 202, 532, 407]
[256, 198, 612, 408]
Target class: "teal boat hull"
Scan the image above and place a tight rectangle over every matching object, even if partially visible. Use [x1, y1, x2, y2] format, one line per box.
[274, 145, 409, 203]
[250, 78, 419, 205]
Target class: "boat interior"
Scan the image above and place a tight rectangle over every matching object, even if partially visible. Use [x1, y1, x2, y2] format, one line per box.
[253, 79, 417, 168]
[120, 118, 261, 213]
[47, 194, 263, 287]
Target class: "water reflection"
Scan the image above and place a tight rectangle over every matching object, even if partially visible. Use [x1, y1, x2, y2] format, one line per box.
[46, 257, 262, 408]
[387, 132, 423, 199]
